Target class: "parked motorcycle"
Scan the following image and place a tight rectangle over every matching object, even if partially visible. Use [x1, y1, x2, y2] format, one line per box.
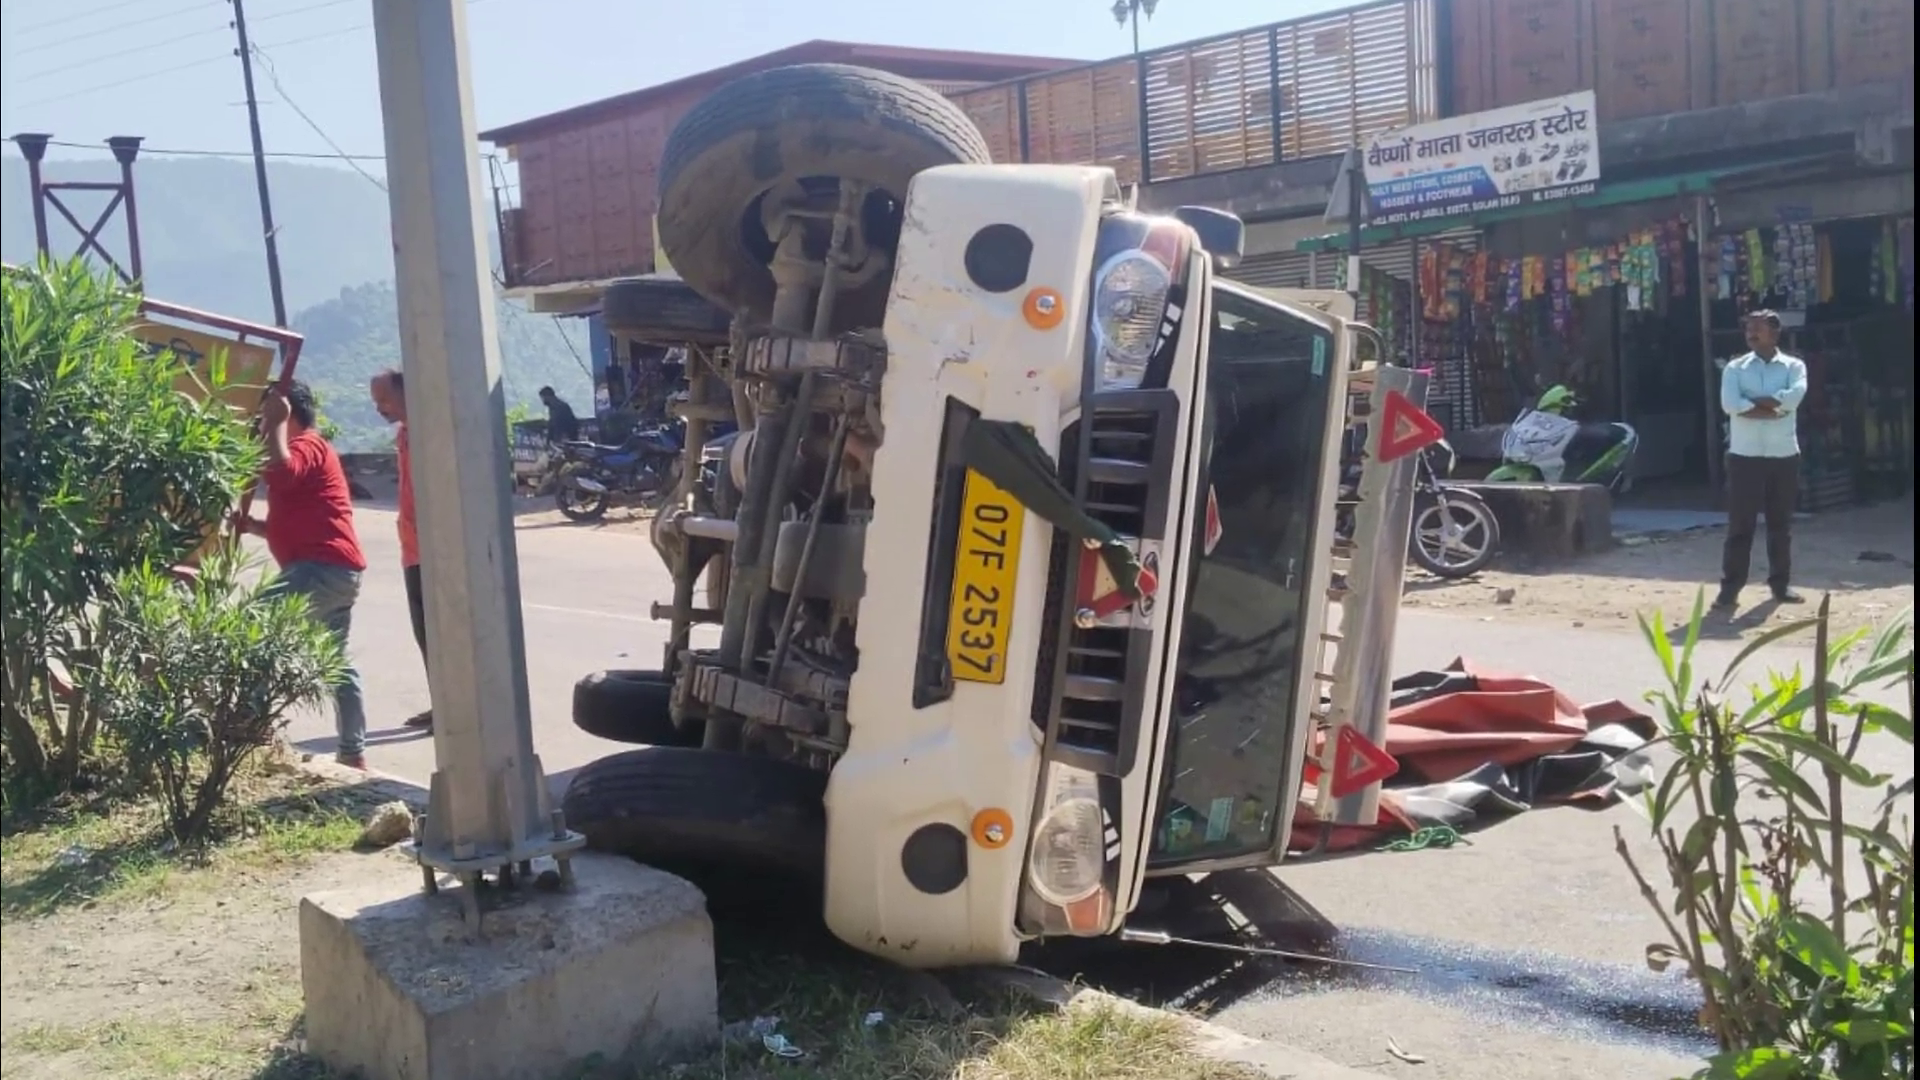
[1485, 385, 1639, 491]
[1338, 434, 1500, 579]
[553, 423, 683, 522]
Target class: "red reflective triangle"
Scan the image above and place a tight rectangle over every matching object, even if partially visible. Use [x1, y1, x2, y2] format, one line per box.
[1376, 389, 1445, 463]
[1075, 545, 1158, 621]
[1204, 486, 1223, 555]
[1328, 726, 1399, 798]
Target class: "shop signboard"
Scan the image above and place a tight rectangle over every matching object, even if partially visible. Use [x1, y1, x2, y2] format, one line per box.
[127, 317, 283, 565]
[1361, 90, 1601, 227]
[130, 320, 278, 416]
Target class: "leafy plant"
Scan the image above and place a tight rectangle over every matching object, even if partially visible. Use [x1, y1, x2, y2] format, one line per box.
[1624, 593, 1914, 1079]
[1, 260, 263, 787]
[92, 553, 345, 843]
[306, 384, 344, 443]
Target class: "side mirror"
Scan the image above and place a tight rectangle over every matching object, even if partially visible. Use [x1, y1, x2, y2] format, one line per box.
[1173, 205, 1244, 270]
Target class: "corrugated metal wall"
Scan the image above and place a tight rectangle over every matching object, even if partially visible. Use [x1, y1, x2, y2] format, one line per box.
[950, 0, 1440, 186]
[1448, 0, 1914, 122]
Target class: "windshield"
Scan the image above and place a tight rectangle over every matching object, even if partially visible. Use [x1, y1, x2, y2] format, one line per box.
[1149, 286, 1337, 867]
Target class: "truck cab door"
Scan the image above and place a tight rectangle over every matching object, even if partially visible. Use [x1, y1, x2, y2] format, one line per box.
[1146, 283, 1348, 874]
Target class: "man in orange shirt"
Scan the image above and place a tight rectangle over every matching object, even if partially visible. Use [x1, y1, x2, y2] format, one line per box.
[372, 370, 432, 731]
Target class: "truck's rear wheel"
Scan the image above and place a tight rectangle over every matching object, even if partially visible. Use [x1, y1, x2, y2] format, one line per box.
[655, 63, 991, 329]
[561, 747, 826, 877]
[571, 669, 702, 747]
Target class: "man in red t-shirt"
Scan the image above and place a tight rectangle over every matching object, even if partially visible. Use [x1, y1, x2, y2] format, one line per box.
[240, 381, 370, 768]
[371, 370, 431, 731]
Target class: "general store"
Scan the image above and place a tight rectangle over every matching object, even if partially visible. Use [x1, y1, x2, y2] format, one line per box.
[480, 0, 1914, 508]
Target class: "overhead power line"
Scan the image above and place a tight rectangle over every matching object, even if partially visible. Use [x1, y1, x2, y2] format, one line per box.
[11, 0, 184, 36]
[39, 138, 503, 169]
[248, 42, 387, 192]
[13, 22, 235, 84]
[15, 54, 233, 108]
[11, 0, 503, 109]
[25, 1, 225, 53]
[43, 137, 386, 162]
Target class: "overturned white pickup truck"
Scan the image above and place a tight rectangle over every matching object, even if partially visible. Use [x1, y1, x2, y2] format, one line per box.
[561, 63, 1418, 968]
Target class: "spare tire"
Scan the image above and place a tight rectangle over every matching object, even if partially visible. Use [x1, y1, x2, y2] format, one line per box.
[562, 746, 827, 876]
[571, 669, 702, 747]
[601, 276, 731, 345]
[656, 64, 991, 331]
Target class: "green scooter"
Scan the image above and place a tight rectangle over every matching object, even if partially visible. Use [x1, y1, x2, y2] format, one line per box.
[1485, 385, 1639, 492]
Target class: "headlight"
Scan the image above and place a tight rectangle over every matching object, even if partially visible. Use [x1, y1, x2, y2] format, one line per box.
[1091, 250, 1172, 390]
[1028, 795, 1106, 905]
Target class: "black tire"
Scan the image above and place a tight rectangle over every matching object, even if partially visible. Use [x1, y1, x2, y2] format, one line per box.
[656, 64, 992, 329]
[601, 276, 730, 345]
[561, 747, 827, 876]
[556, 483, 609, 522]
[572, 669, 702, 747]
[1409, 489, 1498, 578]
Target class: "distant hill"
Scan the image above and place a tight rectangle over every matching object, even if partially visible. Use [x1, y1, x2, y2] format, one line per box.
[294, 281, 592, 451]
[1, 153, 591, 451]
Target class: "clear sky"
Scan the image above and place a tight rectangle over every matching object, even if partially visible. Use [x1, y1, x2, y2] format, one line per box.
[2, 0, 1353, 171]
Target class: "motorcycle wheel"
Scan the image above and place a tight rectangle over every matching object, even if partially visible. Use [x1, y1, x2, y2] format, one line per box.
[1409, 490, 1498, 578]
[556, 483, 610, 522]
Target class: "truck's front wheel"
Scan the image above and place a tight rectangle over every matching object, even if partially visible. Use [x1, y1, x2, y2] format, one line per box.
[571, 669, 702, 747]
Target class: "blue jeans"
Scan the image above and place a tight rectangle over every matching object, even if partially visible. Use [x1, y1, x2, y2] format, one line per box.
[269, 560, 367, 757]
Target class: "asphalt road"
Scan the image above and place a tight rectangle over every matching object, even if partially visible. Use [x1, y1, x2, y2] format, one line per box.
[286, 506, 1910, 1080]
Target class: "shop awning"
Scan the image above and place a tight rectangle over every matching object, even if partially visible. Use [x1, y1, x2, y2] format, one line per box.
[1293, 154, 1845, 253]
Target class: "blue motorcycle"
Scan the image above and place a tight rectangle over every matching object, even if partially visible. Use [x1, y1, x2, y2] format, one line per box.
[553, 423, 683, 522]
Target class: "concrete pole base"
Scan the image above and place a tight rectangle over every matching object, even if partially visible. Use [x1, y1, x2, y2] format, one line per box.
[300, 853, 718, 1080]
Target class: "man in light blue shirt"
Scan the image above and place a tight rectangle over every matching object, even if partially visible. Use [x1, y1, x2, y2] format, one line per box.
[1715, 310, 1808, 611]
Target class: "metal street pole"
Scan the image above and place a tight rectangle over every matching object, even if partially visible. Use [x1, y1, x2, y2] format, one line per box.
[1345, 147, 1364, 313]
[370, 0, 580, 922]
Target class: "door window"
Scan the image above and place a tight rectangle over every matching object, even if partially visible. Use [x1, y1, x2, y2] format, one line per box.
[1149, 288, 1336, 867]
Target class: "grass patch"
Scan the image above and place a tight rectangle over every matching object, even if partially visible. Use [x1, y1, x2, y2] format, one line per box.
[2, 971, 330, 1080]
[5, 1014, 340, 1080]
[0, 759, 381, 920]
[5, 774, 1254, 1080]
[636, 918, 1263, 1080]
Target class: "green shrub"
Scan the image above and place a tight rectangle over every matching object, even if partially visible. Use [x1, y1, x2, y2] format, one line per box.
[1625, 593, 1913, 1079]
[1, 259, 262, 787]
[93, 553, 345, 843]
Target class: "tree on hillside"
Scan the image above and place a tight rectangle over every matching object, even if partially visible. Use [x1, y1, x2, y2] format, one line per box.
[289, 281, 593, 452]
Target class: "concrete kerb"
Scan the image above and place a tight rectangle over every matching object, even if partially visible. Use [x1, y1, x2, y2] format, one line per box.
[296, 754, 1384, 1080]
[291, 755, 719, 1080]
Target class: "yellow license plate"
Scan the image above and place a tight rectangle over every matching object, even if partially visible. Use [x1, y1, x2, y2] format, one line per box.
[946, 469, 1026, 685]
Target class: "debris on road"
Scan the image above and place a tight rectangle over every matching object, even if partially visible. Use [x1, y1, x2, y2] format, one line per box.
[1387, 1035, 1428, 1064]
[1297, 658, 1654, 854]
[358, 801, 414, 848]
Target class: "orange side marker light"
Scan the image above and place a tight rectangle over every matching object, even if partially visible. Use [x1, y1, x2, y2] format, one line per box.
[1022, 287, 1065, 330]
[972, 808, 1016, 850]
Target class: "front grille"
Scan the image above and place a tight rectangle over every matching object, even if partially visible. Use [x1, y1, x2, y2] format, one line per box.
[1032, 392, 1177, 776]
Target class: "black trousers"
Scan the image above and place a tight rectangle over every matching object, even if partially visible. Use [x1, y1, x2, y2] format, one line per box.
[1721, 454, 1798, 596]
[403, 563, 429, 668]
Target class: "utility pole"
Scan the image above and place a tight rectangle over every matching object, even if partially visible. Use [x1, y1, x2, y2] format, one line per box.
[229, 0, 288, 327]
[371, 0, 579, 920]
